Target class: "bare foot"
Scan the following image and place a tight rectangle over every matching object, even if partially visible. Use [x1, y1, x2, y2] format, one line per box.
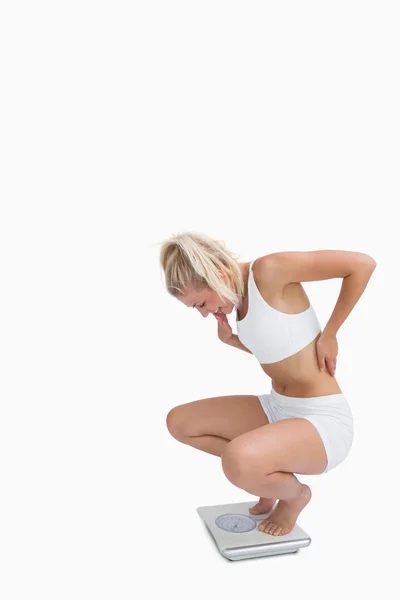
[249, 497, 276, 514]
[258, 483, 312, 536]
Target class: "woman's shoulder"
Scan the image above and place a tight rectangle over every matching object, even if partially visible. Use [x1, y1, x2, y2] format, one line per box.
[252, 254, 282, 283]
[252, 256, 286, 296]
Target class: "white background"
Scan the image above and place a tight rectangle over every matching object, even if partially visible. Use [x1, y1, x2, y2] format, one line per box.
[0, 1, 398, 598]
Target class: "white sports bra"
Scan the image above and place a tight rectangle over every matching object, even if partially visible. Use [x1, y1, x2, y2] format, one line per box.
[236, 259, 321, 364]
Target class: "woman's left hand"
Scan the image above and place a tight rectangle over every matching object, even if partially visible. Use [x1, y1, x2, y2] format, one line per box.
[316, 332, 338, 377]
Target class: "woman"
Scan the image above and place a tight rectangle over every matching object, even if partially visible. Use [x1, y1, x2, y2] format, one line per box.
[159, 231, 376, 536]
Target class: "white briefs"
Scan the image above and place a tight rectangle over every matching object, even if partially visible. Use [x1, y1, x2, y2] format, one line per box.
[257, 386, 354, 473]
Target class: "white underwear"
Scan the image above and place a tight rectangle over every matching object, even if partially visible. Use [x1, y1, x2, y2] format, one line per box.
[257, 386, 354, 473]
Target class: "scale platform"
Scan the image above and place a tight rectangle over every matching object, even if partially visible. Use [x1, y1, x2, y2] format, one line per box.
[197, 500, 311, 561]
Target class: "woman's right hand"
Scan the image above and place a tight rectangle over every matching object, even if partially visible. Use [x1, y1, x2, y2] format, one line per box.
[214, 311, 233, 343]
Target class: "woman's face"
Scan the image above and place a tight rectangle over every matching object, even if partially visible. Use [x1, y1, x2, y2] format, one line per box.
[177, 283, 234, 319]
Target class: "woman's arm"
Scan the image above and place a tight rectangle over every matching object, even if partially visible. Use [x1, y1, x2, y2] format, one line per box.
[323, 264, 377, 337]
[258, 249, 377, 337]
[223, 333, 253, 354]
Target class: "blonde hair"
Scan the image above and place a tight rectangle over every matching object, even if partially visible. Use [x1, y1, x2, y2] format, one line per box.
[156, 231, 245, 308]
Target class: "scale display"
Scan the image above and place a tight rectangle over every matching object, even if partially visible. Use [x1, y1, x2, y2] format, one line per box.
[215, 513, 257, 533]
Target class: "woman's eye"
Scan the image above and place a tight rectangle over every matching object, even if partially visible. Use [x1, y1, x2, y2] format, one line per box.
[199, 302, 205, 308]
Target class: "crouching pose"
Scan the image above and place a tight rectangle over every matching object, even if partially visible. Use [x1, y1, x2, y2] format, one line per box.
[159, 231, 376, 536]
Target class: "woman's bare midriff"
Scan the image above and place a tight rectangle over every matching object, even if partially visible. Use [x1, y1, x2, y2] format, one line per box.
[260, 333, 342, 398]
[237, 259, 343, 399]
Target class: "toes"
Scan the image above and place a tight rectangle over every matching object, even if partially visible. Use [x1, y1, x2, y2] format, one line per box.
[250, 501, 274, 515]
[258, 520, 268, 532]
[269, 524, 278, 535]
[258, 520, 288, 536]
[259, 520, 274, 534]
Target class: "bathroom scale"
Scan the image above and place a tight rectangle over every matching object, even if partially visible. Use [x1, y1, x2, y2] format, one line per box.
[197, 500, 311, 561]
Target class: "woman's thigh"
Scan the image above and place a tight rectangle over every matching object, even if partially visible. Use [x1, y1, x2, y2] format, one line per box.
[222, 418, 328, 477]
[166, 395, 270, 441]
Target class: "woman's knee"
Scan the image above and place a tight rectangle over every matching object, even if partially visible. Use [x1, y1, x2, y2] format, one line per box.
[166, 405, 188, 440]
[221, 437, 264, 484]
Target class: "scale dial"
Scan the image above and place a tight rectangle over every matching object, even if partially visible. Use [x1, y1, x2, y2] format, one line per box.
[215, 513, 257, 533]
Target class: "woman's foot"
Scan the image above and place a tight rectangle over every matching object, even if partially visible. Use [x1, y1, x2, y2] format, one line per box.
[249, 497, 276, 514]
[257, 483, 312, 536]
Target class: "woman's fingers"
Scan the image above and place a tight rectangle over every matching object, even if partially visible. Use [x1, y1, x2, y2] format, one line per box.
[214, 312, 227, 325]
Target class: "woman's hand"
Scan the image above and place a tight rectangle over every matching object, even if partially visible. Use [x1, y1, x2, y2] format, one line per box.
[316, 332, 338, 377]
[214, 311, 233, 343]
